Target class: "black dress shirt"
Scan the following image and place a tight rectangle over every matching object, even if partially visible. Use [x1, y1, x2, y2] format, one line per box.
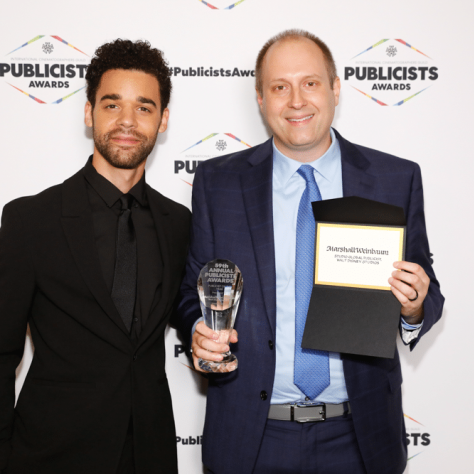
[83, 157, 163, 342]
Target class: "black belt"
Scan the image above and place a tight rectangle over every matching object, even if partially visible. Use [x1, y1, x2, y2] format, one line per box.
[268, 402, 350, 423]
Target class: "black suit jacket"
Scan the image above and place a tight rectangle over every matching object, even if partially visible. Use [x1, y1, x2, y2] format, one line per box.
[0, 167, 191, 474]
[177, 131, 444, 474]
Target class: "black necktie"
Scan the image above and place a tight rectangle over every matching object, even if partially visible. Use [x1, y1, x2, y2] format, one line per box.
[111, 194, 137, 333]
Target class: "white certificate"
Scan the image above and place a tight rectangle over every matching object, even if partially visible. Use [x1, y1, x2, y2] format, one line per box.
[314, 223, 405, 291]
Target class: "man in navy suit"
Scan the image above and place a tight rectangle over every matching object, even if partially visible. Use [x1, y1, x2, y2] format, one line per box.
[177, 30, 443, 474]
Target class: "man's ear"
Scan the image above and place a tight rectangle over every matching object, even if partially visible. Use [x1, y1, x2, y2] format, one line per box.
[158, 108, 170, 133]
[84, 101, 93, 128]
[256, 89, 264, 111]
[333, 77, 341, 106]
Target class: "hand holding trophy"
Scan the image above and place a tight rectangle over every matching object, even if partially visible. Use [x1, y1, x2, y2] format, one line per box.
[197, 259, 243, 373]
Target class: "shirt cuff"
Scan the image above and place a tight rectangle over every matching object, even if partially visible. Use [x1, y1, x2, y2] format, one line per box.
[400, 317, 423, 344]
[190, 317, 204, 348]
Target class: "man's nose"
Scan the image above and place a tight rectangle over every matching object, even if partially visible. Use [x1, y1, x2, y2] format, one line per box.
[117, 106, 137, 128]
[289, 87, 307, 109]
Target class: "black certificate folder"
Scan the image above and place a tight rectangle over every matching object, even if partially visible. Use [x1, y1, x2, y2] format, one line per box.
[301, 197, 406, 359]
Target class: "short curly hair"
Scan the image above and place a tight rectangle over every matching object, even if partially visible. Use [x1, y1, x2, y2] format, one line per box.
[86, 39, 172, 112]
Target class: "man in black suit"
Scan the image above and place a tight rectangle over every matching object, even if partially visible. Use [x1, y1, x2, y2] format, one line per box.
[0, 39, 190, 474]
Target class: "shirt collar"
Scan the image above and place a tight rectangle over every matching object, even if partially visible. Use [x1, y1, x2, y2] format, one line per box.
[272, 128, 341, 187]
[83, 156, 148, 207]
[129, 172, 148, 207]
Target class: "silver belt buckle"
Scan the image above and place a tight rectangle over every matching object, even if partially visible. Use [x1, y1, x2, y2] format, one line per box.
[293, 403, 326, 423]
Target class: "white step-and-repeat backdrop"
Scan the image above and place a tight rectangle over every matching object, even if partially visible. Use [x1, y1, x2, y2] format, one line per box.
[1, 0, 473, 472]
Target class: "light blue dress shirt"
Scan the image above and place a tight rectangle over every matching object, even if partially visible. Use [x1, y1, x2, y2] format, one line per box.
[271, 128, 349, 404]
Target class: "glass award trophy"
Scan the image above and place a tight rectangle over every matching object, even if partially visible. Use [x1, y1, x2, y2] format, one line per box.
[197, 259, 243, 373]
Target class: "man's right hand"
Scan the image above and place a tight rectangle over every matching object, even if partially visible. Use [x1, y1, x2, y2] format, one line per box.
[191, 321, 238, 372]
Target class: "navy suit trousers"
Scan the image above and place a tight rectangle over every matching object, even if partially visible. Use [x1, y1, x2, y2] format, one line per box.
[208, 414, 366, 474]
[253, 415, 366, 474]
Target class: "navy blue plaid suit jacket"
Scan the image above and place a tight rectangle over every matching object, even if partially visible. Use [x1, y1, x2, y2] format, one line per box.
[177, 130, 444, 474]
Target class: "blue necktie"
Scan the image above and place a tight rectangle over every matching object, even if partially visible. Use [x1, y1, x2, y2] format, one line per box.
[294, 165, 330, 399]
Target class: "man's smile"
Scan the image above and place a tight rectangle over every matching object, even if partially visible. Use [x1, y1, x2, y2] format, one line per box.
[286, 114, 314, 124]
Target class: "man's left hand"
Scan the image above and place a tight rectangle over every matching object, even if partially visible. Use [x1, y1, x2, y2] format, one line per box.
[389, 261, 430, 325]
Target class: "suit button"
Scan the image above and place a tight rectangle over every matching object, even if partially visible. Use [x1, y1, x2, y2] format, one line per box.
[260, 391, 267, 401]
[133, 355, 138, 361]
[268, 340, 274, 350]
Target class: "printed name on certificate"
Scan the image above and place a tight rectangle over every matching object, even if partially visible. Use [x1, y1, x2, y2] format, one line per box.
[314, 223, 405, 290]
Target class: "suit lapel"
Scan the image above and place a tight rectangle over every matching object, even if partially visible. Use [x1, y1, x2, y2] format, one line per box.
[60, 171, 131, 339]
[136, 186, 173, 348]
[336, 131, 376, 200]
[240, 139, 277, 335]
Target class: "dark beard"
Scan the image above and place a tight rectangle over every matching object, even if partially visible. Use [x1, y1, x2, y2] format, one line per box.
[93, 126, 158, 170]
